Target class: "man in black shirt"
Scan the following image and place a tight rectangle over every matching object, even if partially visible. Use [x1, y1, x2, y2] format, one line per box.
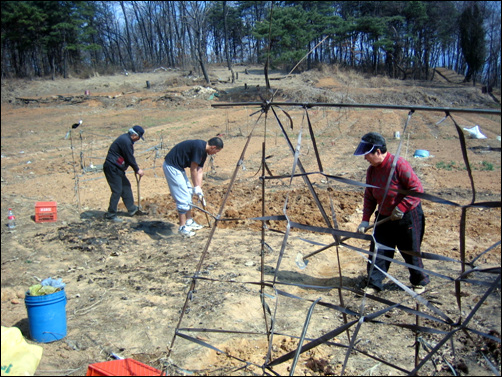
[163, 137, 223, 237]
[103, 125, 146, 222]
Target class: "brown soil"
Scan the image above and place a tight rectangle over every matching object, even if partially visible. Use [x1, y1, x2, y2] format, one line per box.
[1, 64, 501, 376]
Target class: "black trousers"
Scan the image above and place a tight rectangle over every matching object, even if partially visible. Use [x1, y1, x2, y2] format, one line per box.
[103, 162, 136, 217]
[367, 203, 430, 290]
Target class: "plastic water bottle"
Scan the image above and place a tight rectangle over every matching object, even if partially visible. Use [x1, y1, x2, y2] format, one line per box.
[7, 208, 16, 229]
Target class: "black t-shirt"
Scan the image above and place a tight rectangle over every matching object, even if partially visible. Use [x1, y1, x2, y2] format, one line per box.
[164, 140, 207, 170]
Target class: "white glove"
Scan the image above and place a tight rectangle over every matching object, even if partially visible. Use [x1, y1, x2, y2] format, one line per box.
[391, 206, 404, 221]
[357, 221, 370, 234]
[193, 186, 204, 198]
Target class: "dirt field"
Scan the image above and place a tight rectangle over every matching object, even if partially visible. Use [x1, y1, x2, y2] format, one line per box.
[1, 64, 501, 376]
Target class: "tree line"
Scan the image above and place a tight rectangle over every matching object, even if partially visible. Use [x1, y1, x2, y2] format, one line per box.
[1, 1, 500, 88]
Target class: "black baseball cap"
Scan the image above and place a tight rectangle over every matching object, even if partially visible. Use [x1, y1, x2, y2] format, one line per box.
[132, 125, 145, 140]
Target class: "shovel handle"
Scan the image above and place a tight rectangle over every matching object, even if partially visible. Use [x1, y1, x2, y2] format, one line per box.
[135, 173, 141, 209]
[338, 216, 391, 243]
[200, 197, 211, 227]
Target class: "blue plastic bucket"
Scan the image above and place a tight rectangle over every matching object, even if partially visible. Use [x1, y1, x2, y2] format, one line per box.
[25, 288, 67, 343]
[413, 149, 430, 158]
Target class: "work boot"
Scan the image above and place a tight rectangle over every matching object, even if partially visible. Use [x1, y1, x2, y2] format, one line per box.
[128, 206, 148, 216]
[104, 213, 122, 222]
[106, 216, 123, 223]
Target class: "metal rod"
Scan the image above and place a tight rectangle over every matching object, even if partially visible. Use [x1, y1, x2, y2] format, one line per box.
[260, 141, 270, 340]
[290, 297, 322, 376]
[212, 102, 501, 115]
[167, 111, 264, 359]
[296, 216, 392, 269]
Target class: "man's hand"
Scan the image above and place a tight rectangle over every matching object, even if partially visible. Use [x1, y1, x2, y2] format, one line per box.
[391, 206, 404, 221]
[137, 169, 145, 177]
[357, 221, 370, 234]
[193, 186, 204, 199]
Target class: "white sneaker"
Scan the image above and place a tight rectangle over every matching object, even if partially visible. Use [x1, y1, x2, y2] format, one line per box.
[413, 285, 425, 294]
[185, 219, 203, 231]
[363, 286, 379, 295]
[178, 225, 195, 238]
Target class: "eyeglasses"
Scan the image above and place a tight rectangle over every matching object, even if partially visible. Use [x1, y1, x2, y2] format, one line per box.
[353, 140, 382, 156]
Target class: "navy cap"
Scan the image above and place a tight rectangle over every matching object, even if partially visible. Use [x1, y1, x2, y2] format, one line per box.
[132, 125, 145, 140]
[354, 140, 380, 155]
[354, 132, 386, 155]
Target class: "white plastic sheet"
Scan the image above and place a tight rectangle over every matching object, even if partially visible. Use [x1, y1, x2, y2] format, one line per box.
[463, 125, 487, 139]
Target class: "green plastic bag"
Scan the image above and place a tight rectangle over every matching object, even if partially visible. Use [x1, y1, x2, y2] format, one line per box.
[28, 284, 58, 296]
[1, 326, 43, 375]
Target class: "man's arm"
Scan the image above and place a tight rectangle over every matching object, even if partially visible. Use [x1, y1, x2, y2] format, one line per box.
[121, 137, 140, 173]
[190, 161, 203, 187]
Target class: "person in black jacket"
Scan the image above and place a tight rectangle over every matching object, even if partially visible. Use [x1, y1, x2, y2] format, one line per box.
[103, 125, 146, 222]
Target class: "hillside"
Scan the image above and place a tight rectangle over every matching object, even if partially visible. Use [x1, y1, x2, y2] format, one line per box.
[1, 64, 501, 376]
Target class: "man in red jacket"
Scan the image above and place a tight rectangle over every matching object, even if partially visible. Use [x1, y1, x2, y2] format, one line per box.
[354, 132, 429, 295]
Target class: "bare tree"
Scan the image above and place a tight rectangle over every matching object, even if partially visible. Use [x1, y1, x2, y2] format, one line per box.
[482, 1, 501, 88]
[119, 1, 136, 72]
[223, 1, 235, 83]
[182, 1, 211, 84]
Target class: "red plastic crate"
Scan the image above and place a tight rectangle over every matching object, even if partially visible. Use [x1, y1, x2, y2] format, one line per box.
[35, 201, 57, 223]
[86, 358, 163, 376]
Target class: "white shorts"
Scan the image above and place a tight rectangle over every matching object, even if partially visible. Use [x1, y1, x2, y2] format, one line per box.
[163, 161, 192, 213]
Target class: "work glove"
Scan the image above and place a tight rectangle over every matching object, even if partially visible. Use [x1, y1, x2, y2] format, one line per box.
[357, 221, 370, 234]
[193, 186, 204, 199]
[391, 206, 404, 221]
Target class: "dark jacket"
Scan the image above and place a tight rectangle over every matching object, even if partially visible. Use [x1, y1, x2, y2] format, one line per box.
[105, 133, 140, 173]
